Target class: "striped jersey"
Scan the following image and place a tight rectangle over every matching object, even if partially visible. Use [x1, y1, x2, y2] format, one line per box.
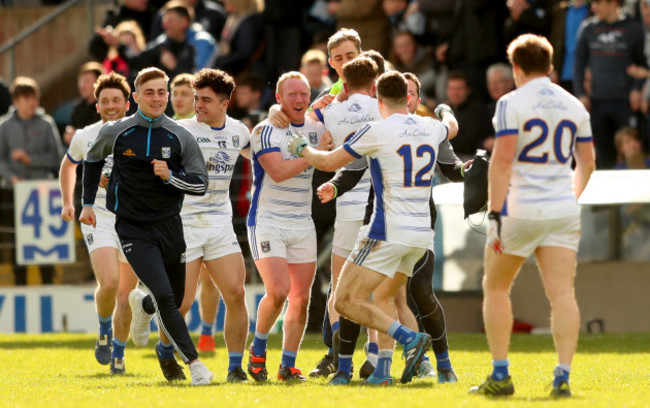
[248, 117, 325, 229]
[344, 113, 448, 248]
[179, 116, 250, 227]
[66, 121, 113, 215]
[317, 93, 380, 221]
[493, 77, 592, 219]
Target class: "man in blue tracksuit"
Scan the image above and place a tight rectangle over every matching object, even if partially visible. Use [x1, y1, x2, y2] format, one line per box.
[80, 67, 213, 385]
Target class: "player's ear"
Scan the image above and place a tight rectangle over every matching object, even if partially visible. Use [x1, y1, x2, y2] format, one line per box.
[275, 93, 281, 104]
[125, 100, 130, 111]
[343, 82, 349, 94]
[132, 92, 138, 104]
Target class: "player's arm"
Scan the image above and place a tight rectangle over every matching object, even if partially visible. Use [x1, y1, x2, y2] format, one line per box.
[170, 132, 208, 195]
[436, 140, 465, 182]
[573, 119, 596, 198]
[434, 104, 458, 139]
[258, 151, 311, 183]
[488, 134, 517, 213]
[291, 133, 356, 172]
[82, 124, 119, 209]
[59, 154, 80, 222]
[239, 145, 251, 160]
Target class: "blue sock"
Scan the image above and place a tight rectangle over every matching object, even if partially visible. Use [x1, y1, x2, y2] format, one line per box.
[201, 320, 214, 336]
[158, 340, 175, 360]
[252, 331, 268, 356]
[367, 342, 379, 355]
[373, 350, 393, 378]
[332, 320, 340, 333]
[228, 352, 244, 372]
[435, 350, 452, 370]
[491, 359, 509, 381]
[387, 321, 417, 347]
[553, 364, 570, 386]
[112, 338, 127, 359]
[338, 354, 353, 375]
[281, 350, 297, 368]
[98, 315, 112, 337]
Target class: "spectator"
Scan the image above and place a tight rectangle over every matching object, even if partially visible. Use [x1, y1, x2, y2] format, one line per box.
[151, 0, 227, 42]
[300, 49, 333, 103]
[228, 73, 265, 128]
[170, 73, 196, 119]
[614, 126, 650, 169]
[68, 63, 105, 144]
[0, 78, 10, 116]
[0, 77, 63, 285]
[103, 20, 147, 83]
[382, 0, 427, 37]
[390, 30, 437, 107]
[329, 0, 391, 57]
[89, 0, 156, 62]
[574, 0, 646, 169]
[549, 0, 589, 93]
[445, 71, 492, 160]
[484, 62, 515, 153]
[503, 0, 552, 44]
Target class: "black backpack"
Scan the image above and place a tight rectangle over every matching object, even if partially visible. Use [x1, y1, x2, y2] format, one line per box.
[463, 149, 489, 219]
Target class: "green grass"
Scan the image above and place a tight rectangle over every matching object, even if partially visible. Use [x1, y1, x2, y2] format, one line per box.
[1, 332, 649, 407]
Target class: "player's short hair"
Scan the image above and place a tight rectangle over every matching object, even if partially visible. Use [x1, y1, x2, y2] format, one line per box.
[327, 28, 362, 57]
[134, 67, 169, 91]
[193, 68, 235, 100]
[403, 72, 421, 99]
[376, 71, 408, 107]
[237, 74, 264, 93]
[170, 73, 195, 90]
[507, 34, 553, 76]
[275, 71, 309, 94]
[162, 0, 195, 23]
[360, 50, 385, 74]
[10, 76, 39, 99]
[94, 71, 131, 101]
[342, 57, 378, 91]
[301, 49, 328, 68]
[79, 61, 105, 79]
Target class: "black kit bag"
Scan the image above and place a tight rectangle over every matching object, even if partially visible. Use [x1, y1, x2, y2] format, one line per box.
[463, 149, 489, 219]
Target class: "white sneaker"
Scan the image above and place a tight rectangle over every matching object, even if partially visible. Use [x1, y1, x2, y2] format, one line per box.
[418, 360, 437, 379]
[189, 361, 214, 385]
[128, 288, 153, 347]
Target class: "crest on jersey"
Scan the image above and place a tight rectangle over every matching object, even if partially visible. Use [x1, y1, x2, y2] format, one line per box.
[232, 135, 240, 148]
[162, 147, 171, 158]
[348, 103, 362, 113]
[404, 117, 417, 125]
[261, 240, 271, 253]
[86, 233, 93, 245]
[309, 132, 318, 144]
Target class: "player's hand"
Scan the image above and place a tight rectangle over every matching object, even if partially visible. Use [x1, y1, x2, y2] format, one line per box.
[160, 48, 178, 70]
[317, 183, 336, 203]
[316, 131, 334, 151]
[79, 206, 96, 228]
[61, 203, 75, 222]
[434, 103, 454, 119]
[268, 104, 290, 128]
[311, 94, 335, 111]
[151, 159, 171, 181]
[99, 174, 110, 189]
[487, 211, 504, 254]
[11, 149, 32, 164]
[288, 132, 309, 157]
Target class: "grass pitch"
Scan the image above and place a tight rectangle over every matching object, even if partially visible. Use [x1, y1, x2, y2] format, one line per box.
[1, 332, 649, 407]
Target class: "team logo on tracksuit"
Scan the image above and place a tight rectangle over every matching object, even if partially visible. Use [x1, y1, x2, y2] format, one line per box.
[162, 147, 171, 158]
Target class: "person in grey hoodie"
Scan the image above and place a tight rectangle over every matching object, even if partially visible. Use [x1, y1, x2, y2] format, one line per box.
[0, 76, 63, 285]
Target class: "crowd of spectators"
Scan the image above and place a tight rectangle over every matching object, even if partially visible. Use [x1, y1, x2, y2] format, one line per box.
[3, 0, 650, 285]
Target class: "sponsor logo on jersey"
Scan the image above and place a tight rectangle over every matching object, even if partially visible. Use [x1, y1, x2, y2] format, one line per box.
[232, 135, 240, 148]
[162, 147, 171, 158]
[123, 148, 136, 157]
[309, 132, 318, 145]
[207, 151, 234, 173]
[337, 113, 376, 126]
[86, 233, 93, 245]
[261, 240, 271, 253]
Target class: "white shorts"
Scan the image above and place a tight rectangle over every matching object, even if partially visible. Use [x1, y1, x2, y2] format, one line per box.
[184, 224, 241, 263]
[248, 224, 316, 263]
[332, 219, 363, 258]
[348, 231, 426, 279]
[80, 210, 126, 262]
[500, 215, 581, 258]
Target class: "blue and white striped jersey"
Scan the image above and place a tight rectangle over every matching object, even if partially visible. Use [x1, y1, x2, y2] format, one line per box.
[493, 77, 592, 219]
[179, 116, 250, 227]
[344, 113, 448, 248]
[248, 117, 325, 228]
[67, 120, 113, 215]
[319, 93, 381, 221]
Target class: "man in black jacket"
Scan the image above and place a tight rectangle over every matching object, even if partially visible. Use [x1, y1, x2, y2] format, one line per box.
[80, 67, 212, 385]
